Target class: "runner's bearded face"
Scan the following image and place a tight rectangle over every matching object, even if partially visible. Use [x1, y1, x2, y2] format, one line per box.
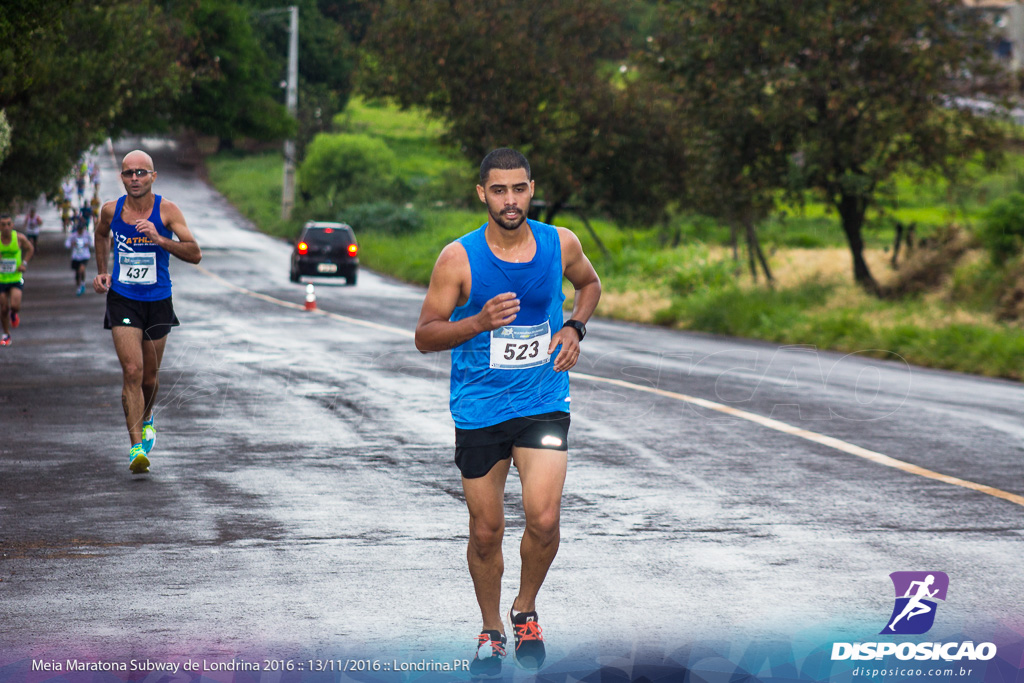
[482, 169, 533, 231]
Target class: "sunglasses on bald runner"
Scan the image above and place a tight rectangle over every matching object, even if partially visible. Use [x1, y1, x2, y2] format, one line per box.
[121, 169, 155, 179]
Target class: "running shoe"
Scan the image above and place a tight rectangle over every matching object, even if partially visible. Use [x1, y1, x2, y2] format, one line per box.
[0, 334, 10, 347]
[76, 284, 85, 296]
[141, 417, 156, 454]
[10, 311, 18, 328]
[508, 608, 545, 669]
[469, 630, 506, 679]
[128, 443, 150, 474]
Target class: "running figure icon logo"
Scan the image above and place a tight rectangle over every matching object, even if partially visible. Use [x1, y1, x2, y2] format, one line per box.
[880, 571, 949, 635]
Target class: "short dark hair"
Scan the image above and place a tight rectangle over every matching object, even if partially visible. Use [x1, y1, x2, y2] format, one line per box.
[0, 213, 11, 221]
[479, 148, 531, 185]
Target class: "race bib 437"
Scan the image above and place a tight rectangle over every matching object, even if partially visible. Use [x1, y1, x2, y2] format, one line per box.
[118, 252, 157, 285]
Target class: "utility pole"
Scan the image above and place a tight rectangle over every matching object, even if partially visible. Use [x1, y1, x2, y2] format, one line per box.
[281, 5, 299, 220]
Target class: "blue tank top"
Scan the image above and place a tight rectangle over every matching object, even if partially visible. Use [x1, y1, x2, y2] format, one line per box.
[109, 195, 173, 301]
[449, 220, 570, 429]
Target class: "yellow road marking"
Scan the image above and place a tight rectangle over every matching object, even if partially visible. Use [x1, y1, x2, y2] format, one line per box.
[195, 264, 1024, 508]
[571, 372, 1024, 508]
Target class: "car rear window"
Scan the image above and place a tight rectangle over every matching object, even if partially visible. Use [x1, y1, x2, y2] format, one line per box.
[303, 227, 354, 246]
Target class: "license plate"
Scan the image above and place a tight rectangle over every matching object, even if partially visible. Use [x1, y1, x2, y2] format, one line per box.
[316, 263, 338, 274]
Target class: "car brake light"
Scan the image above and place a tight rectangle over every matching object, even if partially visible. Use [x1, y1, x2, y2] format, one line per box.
[297, 241, 308, 255]
[323, 228, 334, 234]
[348, 244, 358, 257]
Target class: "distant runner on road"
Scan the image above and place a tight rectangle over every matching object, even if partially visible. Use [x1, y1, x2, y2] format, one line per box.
[19, 206, 42, 248]
[93, 150, 202, 474]
[89, 158, 101, 196]
[414, 148, 601, 677]
[65, 218, 92, 296]
[0, 213, 35, 347]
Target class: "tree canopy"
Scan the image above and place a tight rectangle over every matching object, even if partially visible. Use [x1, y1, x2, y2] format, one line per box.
[248, 0, 359, 151]
[2, 0, 1014, 285]
[0, 0, 362, 205]
[167, 0, 294, 147]
[359, 0, 687, 225]
[649, 0, 1010, 292]
[0, 0, 184, 206]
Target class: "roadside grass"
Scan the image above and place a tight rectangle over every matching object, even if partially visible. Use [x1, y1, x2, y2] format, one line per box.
[652, 270, 1024, 380]
[204, 151, 303, 240]
[203, 100, 1024, 381]
[355, 207, 482, 283]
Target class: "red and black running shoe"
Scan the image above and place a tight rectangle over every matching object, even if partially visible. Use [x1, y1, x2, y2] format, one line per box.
[469, 630, 506, 679]
[10, 311, 18, 328]
[508, 608, 546, 669]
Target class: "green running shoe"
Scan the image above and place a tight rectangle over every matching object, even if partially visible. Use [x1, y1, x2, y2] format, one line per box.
[141, 418, 156, 453]
[129, 443, 150, 474]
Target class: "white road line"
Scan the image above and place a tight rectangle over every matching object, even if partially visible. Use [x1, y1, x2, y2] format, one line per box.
[195, 264, 1024, 509]
[195, 265, 417, 336]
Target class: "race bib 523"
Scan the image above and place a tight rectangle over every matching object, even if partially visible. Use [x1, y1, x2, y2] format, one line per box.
[489, 321, 551, 370]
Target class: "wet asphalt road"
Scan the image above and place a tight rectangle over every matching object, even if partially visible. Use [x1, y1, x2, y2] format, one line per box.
[1, 139, 1023, 676]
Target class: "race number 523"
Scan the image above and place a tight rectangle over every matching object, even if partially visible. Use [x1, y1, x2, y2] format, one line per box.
[489, 321, 551, 370]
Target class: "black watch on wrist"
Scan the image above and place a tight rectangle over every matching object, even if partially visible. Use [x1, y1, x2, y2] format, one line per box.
[562, 319, 586, 341]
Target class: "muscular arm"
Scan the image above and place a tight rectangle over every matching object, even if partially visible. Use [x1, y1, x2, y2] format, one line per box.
[152, 199, 202, 264]
[93, 201, 114, 292]
[414, 242, 520, 353]
[559, 227, 601, 325]
[16, 233, 34, 267]
[544, 228, 601, 371]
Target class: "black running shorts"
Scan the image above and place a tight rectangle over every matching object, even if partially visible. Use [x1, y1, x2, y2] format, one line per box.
[455, 411, 570, 479]
[103, 288, 180, 341]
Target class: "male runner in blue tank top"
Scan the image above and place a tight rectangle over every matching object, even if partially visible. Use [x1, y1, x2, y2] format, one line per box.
[415, 148, 601, 676]
[93, 150, 202, 474]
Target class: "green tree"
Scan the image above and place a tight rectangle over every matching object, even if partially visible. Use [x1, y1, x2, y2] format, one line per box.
[250, 0, 358, 153]
[651, 0, 1008, 293]
[169, 0, 294, 148]
[644, 2, 807, 284]
[319, 0, 379, 43]
[979, 192, 1024, 265]
[359, 0, 687, 228]
[0, 0, 184, 205]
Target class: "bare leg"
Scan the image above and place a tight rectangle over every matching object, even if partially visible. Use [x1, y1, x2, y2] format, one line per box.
[111, 326, 146, 446]
[510, 447, 567, 613]
[8, 287, 22, 318]
[141, 335, 167, 422]
[0, 292, 9, 337]
[462, 458, 513, 633]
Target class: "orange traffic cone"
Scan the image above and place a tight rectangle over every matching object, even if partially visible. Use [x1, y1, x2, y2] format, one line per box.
[304, 283, 317, 311]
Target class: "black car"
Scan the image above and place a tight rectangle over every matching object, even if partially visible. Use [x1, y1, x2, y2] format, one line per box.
[289, 221, 359, 285]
